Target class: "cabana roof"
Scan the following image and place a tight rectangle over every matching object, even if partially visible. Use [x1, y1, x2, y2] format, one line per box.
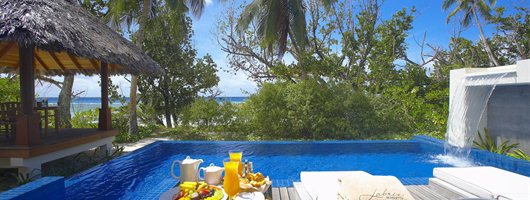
[0, 0, 163, 75]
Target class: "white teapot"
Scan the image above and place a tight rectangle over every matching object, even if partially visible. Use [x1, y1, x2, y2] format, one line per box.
[200, 163, 224, 185]
[171, 156, 203, 182]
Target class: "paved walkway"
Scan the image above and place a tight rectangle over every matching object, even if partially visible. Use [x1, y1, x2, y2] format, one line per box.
[119, 137, 171, 152]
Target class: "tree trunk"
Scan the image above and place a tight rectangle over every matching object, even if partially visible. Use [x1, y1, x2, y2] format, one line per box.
[164, 97, 172, 128]
[58, 75, 74, 128]
[472, 6, 500, 66]
[129, 0, 151, 135]
[172, 113, 179, 126]
[129, 76, 139, 134]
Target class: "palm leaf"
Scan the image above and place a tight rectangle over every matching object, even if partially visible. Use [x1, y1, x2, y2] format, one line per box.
[188, 0, 206, 18]
[237, 0, 263, 33]
[288, 0, 307, 52]
[507, 149, 530, 161]
[498, 141, 518, 154]
[461, 8, 473, 27]
[442, 0, 459, 10]
[446, 0, 468, 23]
[476, 0, 493, 20]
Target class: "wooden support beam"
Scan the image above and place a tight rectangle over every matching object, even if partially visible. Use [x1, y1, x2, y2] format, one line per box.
[19, 44, 35, 115]
[0, 42, 14, 60]
[34, 53, 50, 70]
[67, 53, 83, 70]
[16, 42, 41, 146]
[98, 62, 112, 130]
[101, 62, 109, 110]
[49, 52, 66, 70]
[89, 59, 100, 71]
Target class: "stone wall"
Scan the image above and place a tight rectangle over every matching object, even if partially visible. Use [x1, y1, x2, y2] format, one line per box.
[487, 85, 530, 153]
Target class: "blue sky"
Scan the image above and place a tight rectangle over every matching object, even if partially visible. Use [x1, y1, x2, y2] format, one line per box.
[36, 0, 528, 98]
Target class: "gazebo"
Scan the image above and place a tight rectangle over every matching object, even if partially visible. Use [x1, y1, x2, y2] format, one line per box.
[0, 0, 162, 173]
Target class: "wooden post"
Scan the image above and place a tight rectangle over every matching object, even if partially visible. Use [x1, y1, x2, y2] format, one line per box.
[19, 45, 35, 115]
[98, 62, 112, 130]
[16, 43, 41, 146]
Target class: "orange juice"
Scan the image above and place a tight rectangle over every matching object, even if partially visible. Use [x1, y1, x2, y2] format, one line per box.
[223, 161, 240, 198]
[229, 151, 243, 175]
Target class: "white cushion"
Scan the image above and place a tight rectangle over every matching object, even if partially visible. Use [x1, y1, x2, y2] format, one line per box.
[300, 171, 371, 199]
[433, 167, 530, 200]
[337, 175, 414, 200]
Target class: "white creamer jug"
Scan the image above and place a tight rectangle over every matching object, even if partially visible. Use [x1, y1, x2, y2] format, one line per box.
[200, 163, 224, 185]
[171, 156, 203, 182]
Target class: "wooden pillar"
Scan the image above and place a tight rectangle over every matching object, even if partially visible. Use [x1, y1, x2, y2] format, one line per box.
[16, 43, 41, 146]
[98, 62, 112, 130]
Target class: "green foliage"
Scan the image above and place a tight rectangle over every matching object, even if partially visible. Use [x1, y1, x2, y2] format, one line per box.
[161, 126, 257, 141]
[507, 149, 530, 161]
[181, 98, 243, 132]
[70, 107, 159, 143]
[9, 170, 40, 187]
[490, 7, 530, 61]
[474, 128, 519, 154]
[443, 0, 497, 27]
[243, 80, 413, 140]
[237, 0, 336, 55]
[0, 77, 20, 102]
[139, 11, 219, 128]
[70, 109, 99, 129]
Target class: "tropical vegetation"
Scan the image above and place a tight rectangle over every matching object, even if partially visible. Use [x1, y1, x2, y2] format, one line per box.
[2, 0, 529, 157]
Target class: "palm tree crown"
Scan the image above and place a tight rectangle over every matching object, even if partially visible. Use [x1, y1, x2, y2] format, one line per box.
[442, 0, 500, 66]
[443, 0, 496, 27]
[237, 0, 336, 57]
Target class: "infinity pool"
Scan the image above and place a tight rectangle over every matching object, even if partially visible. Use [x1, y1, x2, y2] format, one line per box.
[64, 138, 456, 200]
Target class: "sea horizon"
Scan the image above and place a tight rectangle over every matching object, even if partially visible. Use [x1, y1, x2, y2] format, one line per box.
[36, 96, 249, 114]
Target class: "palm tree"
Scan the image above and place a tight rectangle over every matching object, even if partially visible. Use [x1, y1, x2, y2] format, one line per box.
[237, 0, 336, 57]
[105, 0, 206, 135]
[443, 0, 500, 66]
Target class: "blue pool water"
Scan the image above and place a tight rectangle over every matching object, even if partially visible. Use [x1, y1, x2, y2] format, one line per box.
[2, 136, 527, 199]
[64, 140, 454, 200]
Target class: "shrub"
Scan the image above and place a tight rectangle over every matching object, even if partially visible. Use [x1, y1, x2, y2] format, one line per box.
[242, 80, 406, 140]
[168, 78, 446, 141]
[71, 109, 99, 128]
[180, 98, 247, 133]
[71, 106, 159, 143]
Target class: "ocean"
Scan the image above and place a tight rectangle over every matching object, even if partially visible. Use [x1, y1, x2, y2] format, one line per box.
[36, 96, 248, 114]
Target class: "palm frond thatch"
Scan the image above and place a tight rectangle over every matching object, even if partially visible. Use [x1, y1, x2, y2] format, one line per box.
[0, 0, 163, 75]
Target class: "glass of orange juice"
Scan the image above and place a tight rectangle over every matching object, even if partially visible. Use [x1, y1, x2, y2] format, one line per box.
[223, 161, 240, 199]
[229, 151, 243, 175]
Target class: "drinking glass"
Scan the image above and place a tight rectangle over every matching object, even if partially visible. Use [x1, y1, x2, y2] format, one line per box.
[223, 161, 240, 199]
[228, 151, 243, 176]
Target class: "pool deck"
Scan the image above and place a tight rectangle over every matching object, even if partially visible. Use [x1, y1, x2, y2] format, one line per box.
[119, 137, 171, 153]
[272, 185, 465, 200]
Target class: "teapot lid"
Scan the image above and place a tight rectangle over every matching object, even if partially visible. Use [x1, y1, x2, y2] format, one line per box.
[204, 163, 223, 172]
[182, 156, 203, 164]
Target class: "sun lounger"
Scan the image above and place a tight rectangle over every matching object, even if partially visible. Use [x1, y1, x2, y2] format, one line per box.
[433, 167, 530, 200]
[300, 171, 413, 200]
[300, 171, 372, 199]
[337, 174, 414, 200]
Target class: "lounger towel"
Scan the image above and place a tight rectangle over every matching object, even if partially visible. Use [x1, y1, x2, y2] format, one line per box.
[301, 171, 372, 199]
[433, 167, 530, 200]
[337, 175, 414, 200]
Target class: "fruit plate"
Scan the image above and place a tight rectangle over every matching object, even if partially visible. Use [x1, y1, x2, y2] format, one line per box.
[159, 186, 228, 200]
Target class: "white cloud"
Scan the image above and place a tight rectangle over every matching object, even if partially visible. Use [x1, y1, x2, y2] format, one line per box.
[205, 0, 213, 6]
[36, 75, 131, 98]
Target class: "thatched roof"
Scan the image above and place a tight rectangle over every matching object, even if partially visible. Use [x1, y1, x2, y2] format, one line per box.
[0, 0, 163, 75]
